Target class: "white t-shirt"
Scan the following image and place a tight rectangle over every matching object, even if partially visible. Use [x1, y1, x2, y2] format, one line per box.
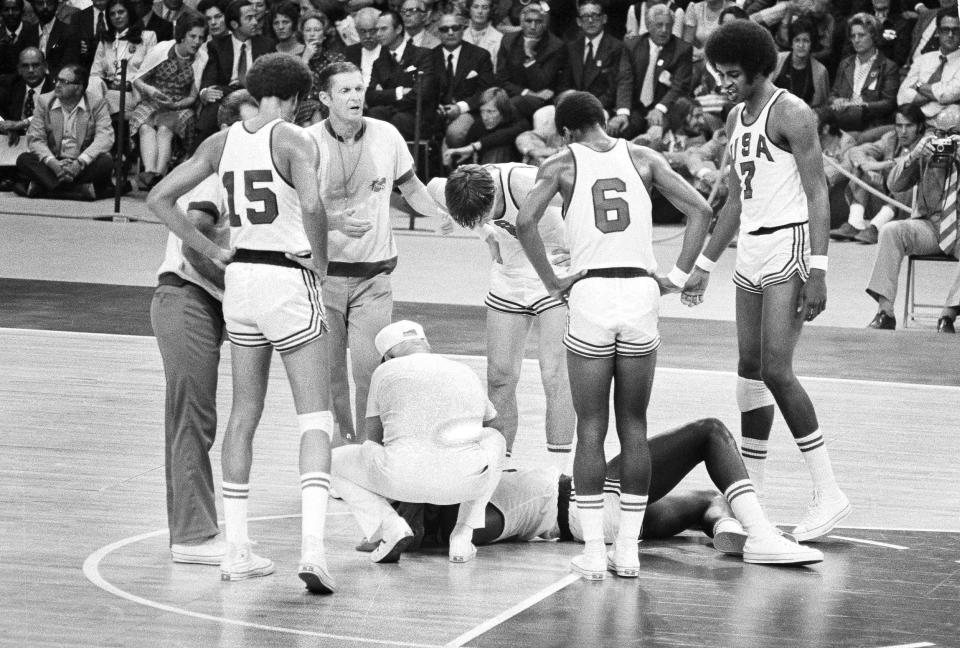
[490, 467, 560, 542]
[366, 353, 497, 450]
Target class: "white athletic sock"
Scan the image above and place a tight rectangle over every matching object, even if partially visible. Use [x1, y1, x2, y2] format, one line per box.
[615, 494, 647, 553]
[740, 437, 768, 494]
[846, 203, 866, 229]
[724, 480, 776, 537]
[546, 443, 572, 474]
[870, 205, 895, 230]
[300, 472, 330, 541]
[575, 494, 605, 555]
[795, 430, 840, 494]
[222, 482, 250, 545]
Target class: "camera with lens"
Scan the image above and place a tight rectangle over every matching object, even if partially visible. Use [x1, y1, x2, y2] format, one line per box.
[929, 135, 959, 167]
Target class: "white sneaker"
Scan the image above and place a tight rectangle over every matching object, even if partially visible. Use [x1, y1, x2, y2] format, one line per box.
[790, 489, 851, 542]
[570, 551, 607, 580]
[171, 536, 226, 565]
[298, 535, 335, 594]
[220, 542, 274, 581]
[711, 518, 747, 555]
[370, 517, 414, 564]
[743, 532, 824, 565]
[606, 546, 640, 578]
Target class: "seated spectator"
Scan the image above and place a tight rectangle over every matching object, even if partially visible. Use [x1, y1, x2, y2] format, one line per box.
[401, 0, 439, 49]
[624, 0, 684, 40]
[607, 3, 692, 140]
[147, 0, 194, 42]
[196, 0, 275, 143]
[772, 16, 830, 110]
[296, 9, 346, 124]
[434, 10, 494, 148]
[192, 0, 227, 93]
[762, 1, 837, 71]
[25, 0, 81, 76]
[816, 12, 899, 133]
[493, 2, 564, 121]
[898, 7, 960, 127]
[0, 47, 51, 188]
[849, 0, 914, 68]
[329, 320, 506, 565]
[15, 62, 115, 199]
[343, 5, 379, 87]
[271, 1, 303, 56]
[130, 11, 205, 188]
[831, 104, 924, 244]
[559, 0, 622, 116]
[904, 0, 954, 71]
[366, 8, 437, 139]
[462, 0, 502, 70]
[865, 103, 960, 332]
[89, 0, 158, 120]
[0, 0, 32, 94]
[443, 85, 525, 166]
[248, 0, 265, 34]
[633, 95, 711, 153]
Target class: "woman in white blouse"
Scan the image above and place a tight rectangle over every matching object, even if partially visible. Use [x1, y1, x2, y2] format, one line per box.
[463, 0, 502, 71]
[89, 0, 157, 119]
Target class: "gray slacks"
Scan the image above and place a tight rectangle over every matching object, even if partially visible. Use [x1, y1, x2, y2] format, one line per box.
[151, 281, 224, 545]
[866, 218, 960, 308]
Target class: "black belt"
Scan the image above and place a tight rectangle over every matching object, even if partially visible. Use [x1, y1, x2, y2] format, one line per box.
[583, 267, 654, 279]
[748, 220, 808, 236]
[233, 248, 304, 269]
[557, 475, 573, 542]
[327, 257, 398, 278]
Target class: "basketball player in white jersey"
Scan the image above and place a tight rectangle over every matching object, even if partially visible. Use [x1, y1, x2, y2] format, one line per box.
[427, 164, 575, 470]
[516, 91, 714, 580]
[685, 21, 850, 542]
[148, 53, 337, 594]
[303, 61, 449, 445]
[374, 418, 822, 566]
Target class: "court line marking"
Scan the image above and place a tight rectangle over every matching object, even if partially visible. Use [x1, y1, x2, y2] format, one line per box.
[442, 574, 580, 648]
[873, 642, 935, 648]
[828, 535, 909, 550]
[4, 327, 960, 393]
[83, 513, 439, 648]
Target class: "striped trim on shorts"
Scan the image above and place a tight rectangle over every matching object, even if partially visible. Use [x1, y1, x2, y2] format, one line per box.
[485, 291, 564, 317]
[733, 223, 810, 294]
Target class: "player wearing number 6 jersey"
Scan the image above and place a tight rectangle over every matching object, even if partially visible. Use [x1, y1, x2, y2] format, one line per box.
[148, 53, 338, 595]
[686, 21, 850, 543]
[516, 91, 713, 580]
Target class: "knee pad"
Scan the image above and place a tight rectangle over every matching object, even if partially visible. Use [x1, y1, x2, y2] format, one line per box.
[736, 377, 775, 412]
[298, 411, 335, 440]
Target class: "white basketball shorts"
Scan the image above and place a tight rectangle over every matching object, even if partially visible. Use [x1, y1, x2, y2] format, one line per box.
[563, 275, 661, 358]
[734, 223, 810, 294]
[485, 270, 564, 317]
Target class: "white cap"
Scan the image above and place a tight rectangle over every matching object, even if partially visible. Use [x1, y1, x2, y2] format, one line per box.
[374, 320, 427, 357]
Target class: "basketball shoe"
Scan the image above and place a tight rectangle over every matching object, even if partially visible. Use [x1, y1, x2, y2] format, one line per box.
[220, 542, 274, 581]
[743, 532, 824, 565]
[298, 535, 335, 594]
[790, 489, 851, 542]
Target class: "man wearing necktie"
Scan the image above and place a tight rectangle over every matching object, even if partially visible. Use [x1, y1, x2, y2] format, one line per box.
[866, 103, 960, 333]
[898, 8, 960, 126]
[607, 3, 691, 140]
[558, 0, 622, 115]
[434, 11, 494, 148]
[78, 0, 109, 70]
[0, 46, 50, 186]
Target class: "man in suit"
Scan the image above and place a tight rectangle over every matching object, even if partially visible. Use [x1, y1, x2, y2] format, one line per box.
[366, 8, 436, 139]
[866, 103, 960, 332]
[906, 0, 956, 71]
[15, 62, 114, 198]
[135, 0, 173, 42]
[344, 6, 380, 87]
[0, 0, 32, 92]
[76, 0, 108, 70]
[559, 0, 622, 115]
[24, 0, 79, 75]
[899, 7, 960, 126]
[435, 11, 493, 148]
[494, 2, 564, 120]
[606, 3, 691, 140]
[196, 0, 273, 142]
[400, 0, 438, 49]
[0, 46, 49, 186]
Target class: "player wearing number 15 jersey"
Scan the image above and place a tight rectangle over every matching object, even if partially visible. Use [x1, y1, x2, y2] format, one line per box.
[688, 21, 850, 544]
[516, 91, 712, 581]
[148, 53, 339, 595]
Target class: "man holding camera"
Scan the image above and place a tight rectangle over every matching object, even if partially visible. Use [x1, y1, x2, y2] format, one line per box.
[865, 103, 960, 332]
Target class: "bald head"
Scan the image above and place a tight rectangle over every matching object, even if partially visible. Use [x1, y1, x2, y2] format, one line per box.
[18, 46, 46, 86]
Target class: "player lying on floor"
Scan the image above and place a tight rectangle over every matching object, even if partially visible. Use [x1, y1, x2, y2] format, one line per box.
[359, 418, 823, 567]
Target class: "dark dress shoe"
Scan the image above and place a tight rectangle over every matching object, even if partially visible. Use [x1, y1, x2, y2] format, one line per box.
[867, 311, 896, 330]
[938, 317, 956, 334]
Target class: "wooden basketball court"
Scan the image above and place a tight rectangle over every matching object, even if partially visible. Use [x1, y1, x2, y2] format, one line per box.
[1, 210, 958, 648]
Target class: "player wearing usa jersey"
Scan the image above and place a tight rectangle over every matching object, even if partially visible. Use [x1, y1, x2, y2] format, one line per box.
[686, 20, 850, 543]
[516, 91, 713, 580]
[428, 163, 575, 470]
[148, 53, 337, 595]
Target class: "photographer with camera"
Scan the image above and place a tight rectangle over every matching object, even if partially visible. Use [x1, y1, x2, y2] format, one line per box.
[865, 103, 960, 332]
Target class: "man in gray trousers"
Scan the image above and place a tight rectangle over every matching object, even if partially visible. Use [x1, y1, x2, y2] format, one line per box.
[150, 90, 257, 564]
